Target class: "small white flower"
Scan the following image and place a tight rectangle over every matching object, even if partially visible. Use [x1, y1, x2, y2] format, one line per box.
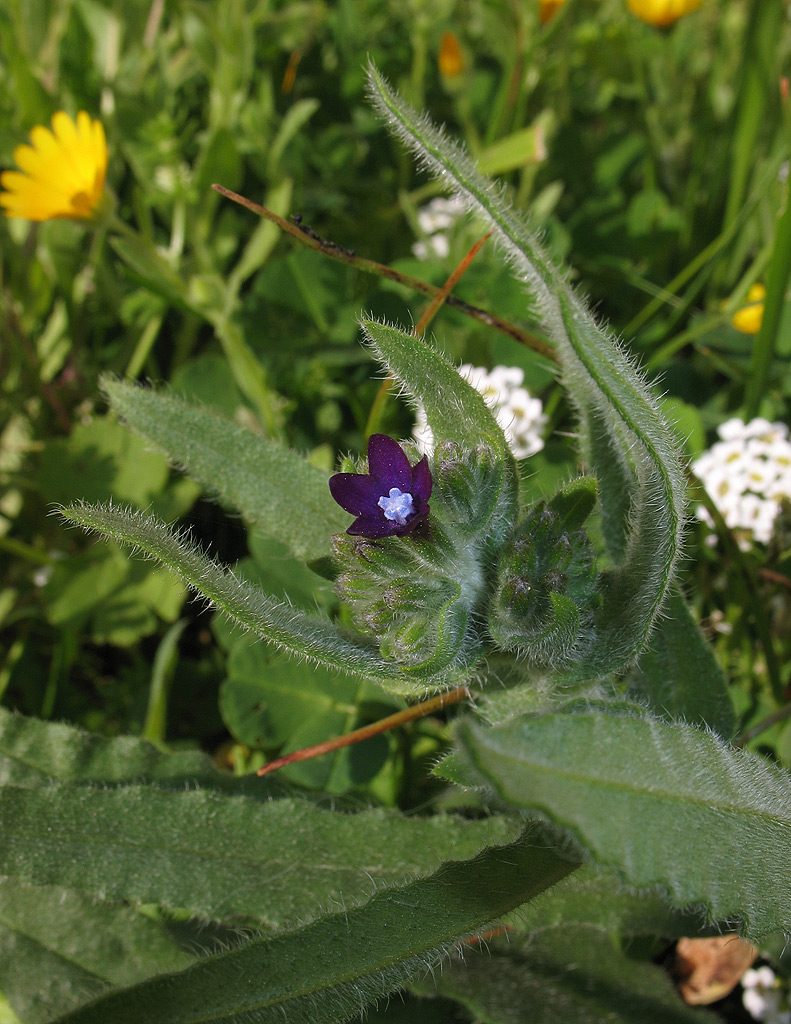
[703, 468, 742, 511]
[715, 438, 751, 467]
[412, 196, 465, 261]
[742, 418, 779, 440]
[412, 234, 450, 261]
[744, 987, 770, 1020]
[747, 967, 780, 989]
[33, 565, 54, 588]
[768, 477, 791, 502]
[459, 363, 492, 396]
[746, 467, 778, 494]
[416, 197, 465, 234]
[766, 440, 791, 469]
[742, 965, 791, 1024]
[413, 363, 546, 460]
[488, 366, 525, 391]
[498, 387, 548, 459]
[693, 418, 791, 546]
[718, 417, 751, 442]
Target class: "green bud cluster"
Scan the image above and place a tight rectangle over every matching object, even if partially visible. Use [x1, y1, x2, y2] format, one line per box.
[334, 449, 603, 679]
[431, 440, 514, 551]
[333, 440, 516, 679]
[333, 527, 479, 678]
[487, 478, 600, 668]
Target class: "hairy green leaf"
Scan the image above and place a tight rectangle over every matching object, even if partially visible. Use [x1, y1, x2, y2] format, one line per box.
[0, 878, 191, 1024]
[0, 782, 523, 928]
[360, 320, 513, 464]
[60, 502, 441, 695]
[413, 925, 717, 1023]
[0, 706, 271, 796]
[627, 586, 736, 739]
[102, 377, 347, 562]
[516, 864, 711, 939]
[51, 833, 576, 1024]
[457, 708, 791, 939]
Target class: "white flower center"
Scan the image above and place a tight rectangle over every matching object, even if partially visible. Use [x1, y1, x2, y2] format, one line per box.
[378, 487, 414, 525]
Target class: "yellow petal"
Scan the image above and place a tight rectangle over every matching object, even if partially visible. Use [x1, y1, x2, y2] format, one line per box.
[439, 32, 466, 79]
[746, 283, 766, 303]
[540, 0, 566, 23]
[0, 110, 108, 221]
[732, 302, 764, 335]
[627, 0, 703, 27]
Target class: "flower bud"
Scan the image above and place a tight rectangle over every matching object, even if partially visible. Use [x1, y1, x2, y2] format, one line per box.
[488, 478, 600, 668]
[335, 531, 477, 678]
[432, 440, 513, 548]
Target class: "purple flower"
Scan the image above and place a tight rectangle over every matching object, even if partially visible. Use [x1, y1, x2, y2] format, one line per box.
[329, 434, 432, 538]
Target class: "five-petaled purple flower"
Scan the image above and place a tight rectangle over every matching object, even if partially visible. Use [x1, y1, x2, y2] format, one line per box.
[329, 434, 432, 538]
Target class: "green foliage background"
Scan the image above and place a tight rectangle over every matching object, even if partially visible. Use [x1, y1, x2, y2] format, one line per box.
[1, 0, 790, 1021]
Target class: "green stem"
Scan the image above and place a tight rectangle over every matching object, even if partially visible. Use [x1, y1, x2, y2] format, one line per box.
[142, 619, 187, 745]
[125, 313, 164, 379]
[743, 169, 791, 418]
[720, 0, 783, 238]
[0, 535, 56, 566]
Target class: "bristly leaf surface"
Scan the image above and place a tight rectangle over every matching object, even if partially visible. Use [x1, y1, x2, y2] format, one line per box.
[457, 708, 791, 940]
[50, 834, 576, 1024]
[0, 781, 523, 928]
[103, 376, 347, 562]
[60, 502, 467, 695]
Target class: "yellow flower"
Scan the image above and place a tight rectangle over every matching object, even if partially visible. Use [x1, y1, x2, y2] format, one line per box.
[0, 111, 107, 221]
[438, 31, 466, 80]
[540, 0, 566, 23]
[626, 0, 703, 27]
[732, 284, 766, 335]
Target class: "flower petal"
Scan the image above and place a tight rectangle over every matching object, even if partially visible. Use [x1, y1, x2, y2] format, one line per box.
[347, 514, 400, 538]
[367, 434, 412, 491]
[328, 473, 381, 516]
[1, 111, 107, 221]
[410, 455, 432, 503]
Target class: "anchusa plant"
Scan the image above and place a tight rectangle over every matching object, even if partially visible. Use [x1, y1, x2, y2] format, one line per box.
[4, 66, 791, 1024]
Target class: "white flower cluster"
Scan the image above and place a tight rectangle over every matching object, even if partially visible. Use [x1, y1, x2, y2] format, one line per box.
[692, 418, 791, 547]
[412, 196, 466, 261]
[414, 364, 547, 460]
[743, 966, 791, 1024]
